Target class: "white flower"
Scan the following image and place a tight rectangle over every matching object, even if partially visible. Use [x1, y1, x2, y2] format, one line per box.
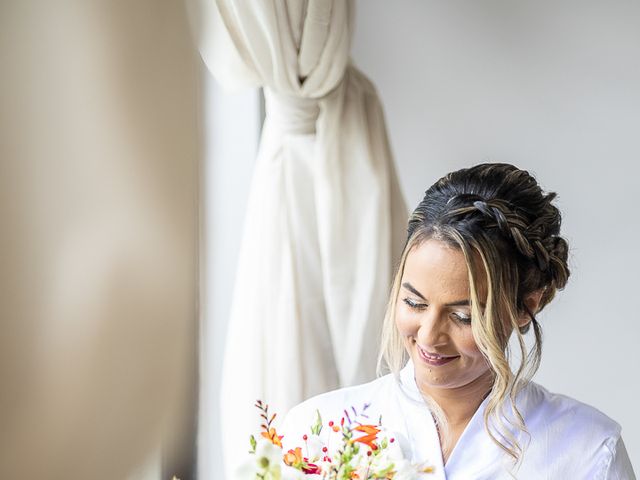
[304, 433, 326, 461]
[380, 435, 405, 461]
[256, 439, 282, 462]
[345, 431, 435, 480]
[390, 459, 436, 480]
[281, 464, 307, 480]
[235, 438, 283, 480]
[390, 459, 417, 480]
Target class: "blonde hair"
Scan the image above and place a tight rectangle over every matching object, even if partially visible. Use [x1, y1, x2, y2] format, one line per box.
[378, 163, 570, 468]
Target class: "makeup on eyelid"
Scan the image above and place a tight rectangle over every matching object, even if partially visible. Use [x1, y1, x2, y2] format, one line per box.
[401, 297, 472, 324]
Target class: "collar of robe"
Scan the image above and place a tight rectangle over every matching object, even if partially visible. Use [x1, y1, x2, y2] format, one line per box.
[394, 359, 525, 478]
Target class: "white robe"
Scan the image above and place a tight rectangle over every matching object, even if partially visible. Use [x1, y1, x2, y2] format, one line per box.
[281, 359, 636, 479]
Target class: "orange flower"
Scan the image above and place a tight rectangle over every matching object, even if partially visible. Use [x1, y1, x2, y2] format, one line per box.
[283, 447, 303, 467]
[261, 427, 283, 447]
[283, 447, 322, 474]
[351, 424, 381, 451]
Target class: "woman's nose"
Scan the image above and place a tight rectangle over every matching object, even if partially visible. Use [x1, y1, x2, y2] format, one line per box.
[416, 309, 449, 348]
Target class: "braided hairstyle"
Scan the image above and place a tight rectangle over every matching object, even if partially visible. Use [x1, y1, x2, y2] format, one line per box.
[378, 163, 570, 467]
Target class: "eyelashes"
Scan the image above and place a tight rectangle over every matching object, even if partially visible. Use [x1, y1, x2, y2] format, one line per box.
[402, 297, 426, 311]
[453, 313, 472, 325]
[401, 297, 472, 325]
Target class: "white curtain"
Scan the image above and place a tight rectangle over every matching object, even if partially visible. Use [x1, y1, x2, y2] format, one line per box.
[191, 1, 407, 476]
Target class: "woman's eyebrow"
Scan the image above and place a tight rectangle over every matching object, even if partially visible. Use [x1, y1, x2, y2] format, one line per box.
[402, 282, 426, 299]
[401, 282, 472, 307]
[445, 299, 470, 306]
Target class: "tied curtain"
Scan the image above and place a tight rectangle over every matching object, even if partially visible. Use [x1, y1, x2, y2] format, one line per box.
[193, 0, 407, 475]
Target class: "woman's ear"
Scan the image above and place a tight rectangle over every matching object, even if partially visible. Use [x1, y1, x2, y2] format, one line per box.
[517, 288, 545, 327]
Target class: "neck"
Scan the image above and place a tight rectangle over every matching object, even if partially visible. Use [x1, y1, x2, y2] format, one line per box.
[416, 369, 495, 427]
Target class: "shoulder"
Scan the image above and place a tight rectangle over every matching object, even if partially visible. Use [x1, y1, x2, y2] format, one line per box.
[517, 381, 633, 477]
[522, 381, 621, 438]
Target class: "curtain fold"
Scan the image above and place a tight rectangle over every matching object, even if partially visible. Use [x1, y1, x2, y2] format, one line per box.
[192, 1, 407, 476]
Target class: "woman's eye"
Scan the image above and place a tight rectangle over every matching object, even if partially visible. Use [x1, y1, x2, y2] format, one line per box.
[402, 298, 427, 311]
[452, 313, 472, 325]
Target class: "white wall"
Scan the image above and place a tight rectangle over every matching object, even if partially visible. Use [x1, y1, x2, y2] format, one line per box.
[352, 0, 640, 468]
[198, 75, 260, 479]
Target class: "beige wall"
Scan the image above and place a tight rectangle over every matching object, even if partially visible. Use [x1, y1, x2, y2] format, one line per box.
[0, 1, 199, 478]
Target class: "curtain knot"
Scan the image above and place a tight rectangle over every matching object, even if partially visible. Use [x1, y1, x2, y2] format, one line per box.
[264, 88, 320, 135]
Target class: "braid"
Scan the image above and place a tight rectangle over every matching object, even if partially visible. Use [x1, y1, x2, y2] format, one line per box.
[442, 191, 570, 315]
[445, 198, 550, 273]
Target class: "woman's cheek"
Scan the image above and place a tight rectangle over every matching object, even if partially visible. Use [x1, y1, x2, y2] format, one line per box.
[394, 306, 418, 337]
[457, 329, 482, 356]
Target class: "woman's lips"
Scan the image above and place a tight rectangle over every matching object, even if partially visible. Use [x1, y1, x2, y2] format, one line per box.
[417, 345, 459, 366]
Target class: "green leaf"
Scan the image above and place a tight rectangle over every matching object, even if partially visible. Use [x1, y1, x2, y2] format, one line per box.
[310, 409, 323, 436]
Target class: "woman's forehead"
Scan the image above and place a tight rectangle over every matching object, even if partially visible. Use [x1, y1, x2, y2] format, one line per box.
[403, 239, 488, 299]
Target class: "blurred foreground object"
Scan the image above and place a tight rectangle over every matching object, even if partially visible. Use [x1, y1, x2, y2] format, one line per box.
[0, 1, 199, 479]
[189, 0, 407, 476]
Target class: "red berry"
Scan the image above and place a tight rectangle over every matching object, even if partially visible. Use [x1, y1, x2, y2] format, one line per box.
[303, 434, 308, 441]
[328, 421, 334, 427]
[322, 447, 328, 453]
[390, 438, 395, 443]
[367, 450, 372, 457]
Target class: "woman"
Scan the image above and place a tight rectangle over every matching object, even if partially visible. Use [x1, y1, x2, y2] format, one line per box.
[280, 163, 636, 479]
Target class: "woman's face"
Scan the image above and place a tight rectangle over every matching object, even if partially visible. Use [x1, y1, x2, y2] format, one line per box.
[395, 238, 492, 393]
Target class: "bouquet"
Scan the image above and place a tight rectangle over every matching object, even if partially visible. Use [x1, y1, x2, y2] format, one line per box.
[237, 400, 435, 480]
